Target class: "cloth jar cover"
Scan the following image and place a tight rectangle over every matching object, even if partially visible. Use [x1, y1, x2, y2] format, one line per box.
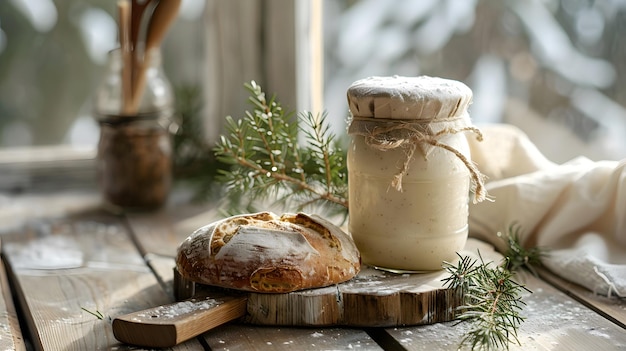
[467, 124, 626, 298]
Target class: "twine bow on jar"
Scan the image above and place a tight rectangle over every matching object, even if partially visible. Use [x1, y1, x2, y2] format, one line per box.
[349, 115, 488, 203]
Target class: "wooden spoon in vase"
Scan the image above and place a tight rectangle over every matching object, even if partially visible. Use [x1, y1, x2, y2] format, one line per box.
[129, 0, 181, 113]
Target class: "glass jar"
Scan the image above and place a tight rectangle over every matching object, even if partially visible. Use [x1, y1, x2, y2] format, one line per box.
[94, 49, 174, 210]
[346, 76, 486, 271]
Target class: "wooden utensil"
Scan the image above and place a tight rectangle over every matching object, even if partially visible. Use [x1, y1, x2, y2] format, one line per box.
[112, 292, 248, 348]
[112, 267, 246, 348]
[129, 0, 181, 112]
[130, 0, 157, 53]
[117, 0, 132, 113]
[127, 0, 158, 111]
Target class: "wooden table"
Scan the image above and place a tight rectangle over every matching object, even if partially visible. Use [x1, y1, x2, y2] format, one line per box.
[0, 191, 625, 350]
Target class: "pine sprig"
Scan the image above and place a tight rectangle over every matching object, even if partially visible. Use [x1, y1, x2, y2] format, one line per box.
[499, 223, 545, 275]
[298, 111, 348, 208]
[443, 252, 530, 351]
[441, 254, 481, 296]
[214, 81, 348, 214]
[442, 223, 545, 351]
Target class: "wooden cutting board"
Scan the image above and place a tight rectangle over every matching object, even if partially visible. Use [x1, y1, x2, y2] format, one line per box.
[113, 238, 502, 347]
[237, 264, 460, 327]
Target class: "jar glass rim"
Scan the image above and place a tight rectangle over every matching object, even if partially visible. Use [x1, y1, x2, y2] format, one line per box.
[95, 111, 169, 125]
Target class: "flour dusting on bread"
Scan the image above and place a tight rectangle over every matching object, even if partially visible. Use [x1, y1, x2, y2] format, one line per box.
[176, 212, 361, 293]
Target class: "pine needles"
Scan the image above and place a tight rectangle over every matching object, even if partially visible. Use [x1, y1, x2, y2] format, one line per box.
[214, 81, 348, 214]
[500, 223, 545, 275]
[442, 225, 544, 351]
[443, 253, 529, 350]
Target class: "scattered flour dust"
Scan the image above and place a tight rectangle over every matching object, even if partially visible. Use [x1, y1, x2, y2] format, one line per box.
[589, 328, 611, 339]
[135, 298, 218, 320]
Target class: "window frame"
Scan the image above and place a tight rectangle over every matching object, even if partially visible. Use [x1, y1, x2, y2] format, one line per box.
[0, 0, 323, 192]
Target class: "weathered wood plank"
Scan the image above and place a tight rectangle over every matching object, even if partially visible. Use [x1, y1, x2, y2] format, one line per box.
[0, 191, 101, 235]
[0, 146, 96, 192]
[1, 211, 203, 350]
[202, 324, 384, 351]
[146, 253, 180, 300]
[539, 267, 626, 329]
[124, 204, 220, 258]
[0, 241, 26, 351]
[383, 270, 626, 350]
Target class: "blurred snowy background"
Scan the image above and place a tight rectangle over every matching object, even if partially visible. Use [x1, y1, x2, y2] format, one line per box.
[324, 0, 626, 162]
[1, 0, 625, 163]
[0, 0, 206, 148]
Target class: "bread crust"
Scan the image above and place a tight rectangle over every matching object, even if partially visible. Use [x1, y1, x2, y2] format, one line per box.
[176, 212, 361, 293]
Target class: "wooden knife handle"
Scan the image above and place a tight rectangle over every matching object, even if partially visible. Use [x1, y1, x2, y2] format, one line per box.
[112, 295, 247, 348]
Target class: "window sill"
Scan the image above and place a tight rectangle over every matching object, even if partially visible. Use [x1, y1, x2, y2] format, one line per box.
[0, 145, 97, 192]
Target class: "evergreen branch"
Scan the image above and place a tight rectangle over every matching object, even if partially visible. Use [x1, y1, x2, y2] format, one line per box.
[302, 112, 331, 192]
[443, 251, 530, 351]
[443, 224, 542, 351]
[300, 111, 344, 195]
[214, 81, 348, 213]
[499, 223, 546, 275]
[219, 153, 346, 206]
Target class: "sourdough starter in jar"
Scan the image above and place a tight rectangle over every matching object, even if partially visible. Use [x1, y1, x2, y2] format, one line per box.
[346, 76, 486, 271]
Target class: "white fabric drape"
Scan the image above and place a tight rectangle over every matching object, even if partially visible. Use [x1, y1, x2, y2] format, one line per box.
[467, 124, 626, 297]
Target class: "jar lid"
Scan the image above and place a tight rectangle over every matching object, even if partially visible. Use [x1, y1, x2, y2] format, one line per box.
[347, 76, 472, 120]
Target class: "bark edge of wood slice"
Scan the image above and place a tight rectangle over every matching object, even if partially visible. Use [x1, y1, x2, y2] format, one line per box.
[190, 238, 501, 327]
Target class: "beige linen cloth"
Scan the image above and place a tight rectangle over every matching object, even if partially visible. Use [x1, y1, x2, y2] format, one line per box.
[466, 124, 626, 298]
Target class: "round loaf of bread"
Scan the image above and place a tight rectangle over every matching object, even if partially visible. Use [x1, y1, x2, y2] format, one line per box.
[176, 212, 361, 293]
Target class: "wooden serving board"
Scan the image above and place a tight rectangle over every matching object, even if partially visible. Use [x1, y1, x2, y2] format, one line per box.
[113, 239, 503, 347]
[208, 238, 501, 327]
[228, 265, 458, 327]
[156, 210, 504, 327]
